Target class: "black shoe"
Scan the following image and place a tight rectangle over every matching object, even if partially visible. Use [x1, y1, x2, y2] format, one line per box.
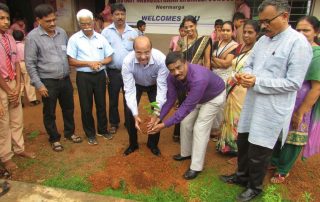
[173, 154, 191, 161]
[123, 145, 138, 156]
[219, 173, 247, 187]
[183, 169, 201, 180]
[237, 188, 261, 202]
[150, 147, 161, 156]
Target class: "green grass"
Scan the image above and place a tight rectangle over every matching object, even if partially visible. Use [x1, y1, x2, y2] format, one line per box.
[41, 169, 301, 202]
[27, 130, 40, 140]
[43, 171, 91, 192]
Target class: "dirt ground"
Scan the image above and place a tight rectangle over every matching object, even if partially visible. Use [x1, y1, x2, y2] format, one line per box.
[2, 69, 320, 201]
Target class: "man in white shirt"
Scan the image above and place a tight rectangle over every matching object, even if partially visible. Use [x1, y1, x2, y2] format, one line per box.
[122, 36, 168, 156]
[220, 1, 312, 201]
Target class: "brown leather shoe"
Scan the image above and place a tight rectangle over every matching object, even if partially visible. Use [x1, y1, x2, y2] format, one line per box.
[3, 160, 18, 171]
[17, 151, 36, 159]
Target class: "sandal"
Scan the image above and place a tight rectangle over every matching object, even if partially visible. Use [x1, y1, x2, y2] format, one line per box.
[270, 173, 289, 184]
[0, 169, 10, 179]
[110, 127, 117, 134]
[51, 141, 64, 152]
[65, 134, 82, 143]
[0, 181, 10, 197]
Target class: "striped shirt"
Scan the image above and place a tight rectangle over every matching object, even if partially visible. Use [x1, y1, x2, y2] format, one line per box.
[122, 48, 169, 116]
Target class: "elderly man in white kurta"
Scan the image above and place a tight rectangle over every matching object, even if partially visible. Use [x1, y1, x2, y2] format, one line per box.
[220, 1, 313, 202]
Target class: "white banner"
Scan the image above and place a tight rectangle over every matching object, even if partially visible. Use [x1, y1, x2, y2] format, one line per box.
[118, 0, 235, 35]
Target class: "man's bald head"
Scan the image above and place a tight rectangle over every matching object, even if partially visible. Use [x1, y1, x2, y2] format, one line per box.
[134, 36, 153, 65]
[133, 36, 152, 50]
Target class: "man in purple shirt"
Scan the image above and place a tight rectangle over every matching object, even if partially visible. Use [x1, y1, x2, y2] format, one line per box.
[149, 51, 225, 180]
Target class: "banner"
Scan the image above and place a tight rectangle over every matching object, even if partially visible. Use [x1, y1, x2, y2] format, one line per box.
[118, 0, 235, 35]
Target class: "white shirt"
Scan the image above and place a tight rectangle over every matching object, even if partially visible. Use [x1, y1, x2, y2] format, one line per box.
[122, 48, 169, 116]
[238, 26, 313, 149]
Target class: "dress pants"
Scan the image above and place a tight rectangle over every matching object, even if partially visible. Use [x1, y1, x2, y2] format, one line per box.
[107, 69, 125, 128]
[0, 80, 24, 162]
[41, 76, 75, 143]
[236, 132, 274, 191]
[180, 91, 225, 171]
[173, 88, 187, 137]
[125, 84, 160, 148]
[76, 71, 107, 138]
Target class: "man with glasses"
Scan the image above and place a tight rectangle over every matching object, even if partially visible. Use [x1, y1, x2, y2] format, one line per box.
[26, 4, 81, 152]
[122, 36, 168, 156]
[220, 1, 312, 201]
[67, 9, 114, 145]
[101, 3, 138, 135]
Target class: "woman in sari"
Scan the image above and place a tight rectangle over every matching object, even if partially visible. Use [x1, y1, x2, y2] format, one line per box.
[176, 15, 212, 68]
[211, 21, 238, 81]
[270, 16, 320, 184]
[211, 21, 238, 139]
[216, 20, 260, 155]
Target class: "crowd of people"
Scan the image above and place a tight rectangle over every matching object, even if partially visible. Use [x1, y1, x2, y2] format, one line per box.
[0, 0, 319, 201]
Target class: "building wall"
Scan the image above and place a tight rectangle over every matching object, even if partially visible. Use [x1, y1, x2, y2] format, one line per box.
[312, 0, 320, 18]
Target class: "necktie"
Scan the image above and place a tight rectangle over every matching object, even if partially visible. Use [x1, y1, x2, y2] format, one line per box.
[1, 34, 15, 80]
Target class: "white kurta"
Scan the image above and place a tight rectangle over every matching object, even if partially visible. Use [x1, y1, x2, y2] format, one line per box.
[238, 26, 313, 149]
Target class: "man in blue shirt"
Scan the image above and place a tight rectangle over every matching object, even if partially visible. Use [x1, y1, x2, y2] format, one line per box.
[101, 3, 138, 135]
[67, 9, 114, 145]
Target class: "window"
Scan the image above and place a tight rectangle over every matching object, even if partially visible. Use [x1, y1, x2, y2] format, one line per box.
[247, 0, 313, 28]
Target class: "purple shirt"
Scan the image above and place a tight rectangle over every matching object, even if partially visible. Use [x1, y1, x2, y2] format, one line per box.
[160, 63, 225, 127]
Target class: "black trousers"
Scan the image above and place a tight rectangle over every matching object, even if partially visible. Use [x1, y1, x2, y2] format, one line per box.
[76, 71, 107, 138]
[107, 69, 125, 127]
[41, 76, 75, 143]
[173, 88, 187, 136]
[125, 84, 160, 148]
[236, 132, 273, 191]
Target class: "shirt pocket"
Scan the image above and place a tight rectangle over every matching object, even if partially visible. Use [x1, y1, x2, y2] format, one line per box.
[265, 56, 287, 78]
[124, 38, 134, 51]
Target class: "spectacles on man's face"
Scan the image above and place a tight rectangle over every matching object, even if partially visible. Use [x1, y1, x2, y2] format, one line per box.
[259, 12, 284, 25]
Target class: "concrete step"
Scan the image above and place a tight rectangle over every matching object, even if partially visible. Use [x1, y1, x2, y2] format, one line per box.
[0, 180, 133, 202]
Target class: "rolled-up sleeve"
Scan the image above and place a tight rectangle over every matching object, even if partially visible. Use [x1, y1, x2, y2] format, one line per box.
[25, 37, 43, 89]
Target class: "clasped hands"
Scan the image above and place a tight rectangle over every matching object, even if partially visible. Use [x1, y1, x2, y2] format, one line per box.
[234, 73, 256, 88]
[88, 61, 102, 71]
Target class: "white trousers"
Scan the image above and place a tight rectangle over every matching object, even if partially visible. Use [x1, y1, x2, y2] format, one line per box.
[180, 90, 226, 171]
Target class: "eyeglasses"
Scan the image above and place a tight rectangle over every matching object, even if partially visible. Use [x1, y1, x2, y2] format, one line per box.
[259, 12, 284, 25]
